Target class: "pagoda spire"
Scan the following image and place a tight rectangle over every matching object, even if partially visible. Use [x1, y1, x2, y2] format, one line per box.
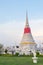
[25, 11, 29, 28]
[24, 12, 31, 33]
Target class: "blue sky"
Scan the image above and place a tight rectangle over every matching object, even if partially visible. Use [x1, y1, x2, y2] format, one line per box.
[0, 0, 43, 46]
[0, 0, 43, 23]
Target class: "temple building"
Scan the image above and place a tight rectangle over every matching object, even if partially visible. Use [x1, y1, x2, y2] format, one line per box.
[19, 12, 36, 55]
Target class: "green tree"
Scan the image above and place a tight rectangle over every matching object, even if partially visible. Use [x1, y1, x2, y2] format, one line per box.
[5, 49, 8, 54]
[0, 44, 3, 54]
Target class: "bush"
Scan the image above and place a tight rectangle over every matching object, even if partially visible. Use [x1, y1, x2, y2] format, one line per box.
[36, 51, 39, 57]
[0, 54, 12, 57]
[15, 53, 19, 56]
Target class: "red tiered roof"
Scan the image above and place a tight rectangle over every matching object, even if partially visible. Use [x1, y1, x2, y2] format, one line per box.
[24, 27, 31, 33]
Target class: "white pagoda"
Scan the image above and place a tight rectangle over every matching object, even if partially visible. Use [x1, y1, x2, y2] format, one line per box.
[20, 12, 36, 55]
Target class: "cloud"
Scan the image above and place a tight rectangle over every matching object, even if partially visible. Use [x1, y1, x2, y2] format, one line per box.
[0, 19, 43, 46]
[0, 20, 25, 46]
[30, 19, 43, 36]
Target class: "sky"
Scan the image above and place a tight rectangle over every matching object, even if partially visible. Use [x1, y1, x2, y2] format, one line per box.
[0, 0, 43, 46]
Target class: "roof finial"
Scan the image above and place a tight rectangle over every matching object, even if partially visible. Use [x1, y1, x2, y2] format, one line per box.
[25, 11, 29, 27]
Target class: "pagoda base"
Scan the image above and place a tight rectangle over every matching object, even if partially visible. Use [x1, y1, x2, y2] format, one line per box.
[19, 44, 36, 55]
